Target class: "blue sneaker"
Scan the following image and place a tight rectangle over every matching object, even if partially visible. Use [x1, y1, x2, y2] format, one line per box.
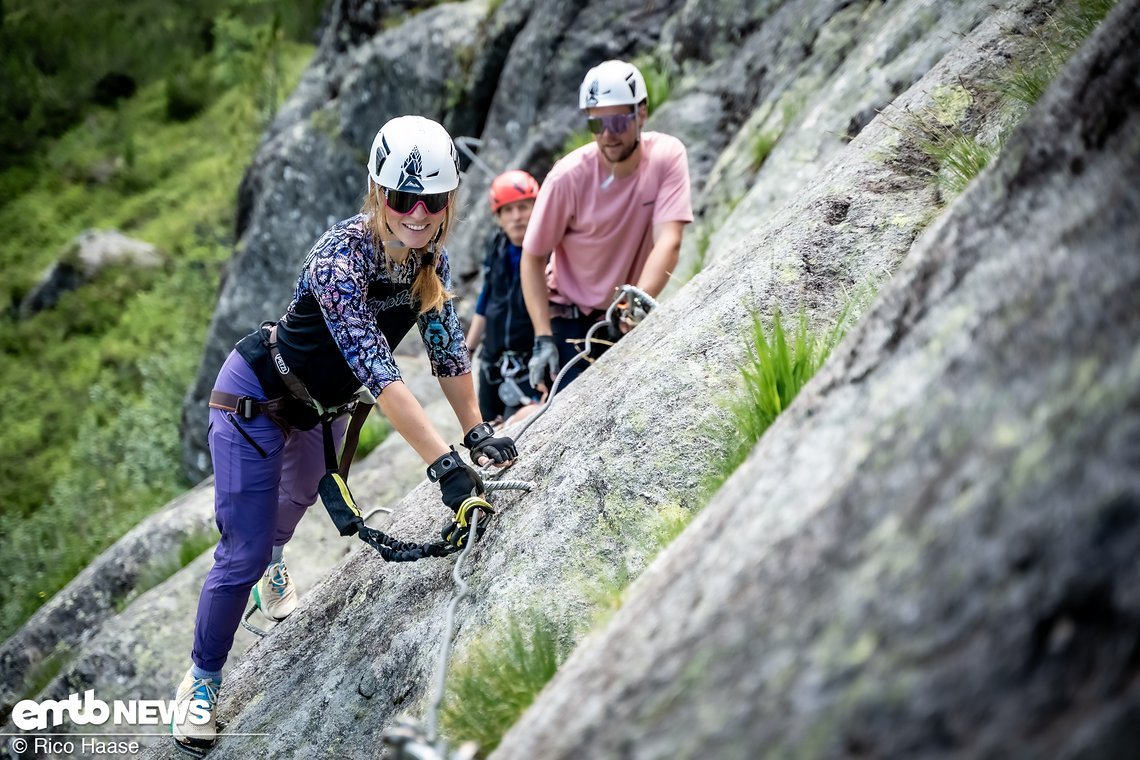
[172, 667, 220, 751]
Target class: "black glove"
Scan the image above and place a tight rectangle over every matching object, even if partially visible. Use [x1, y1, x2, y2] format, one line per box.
[427, 447, 485, 512]
[462, 422, 518, 466]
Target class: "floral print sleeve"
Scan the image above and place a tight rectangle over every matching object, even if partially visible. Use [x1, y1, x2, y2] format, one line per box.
[296, 218, 402, 397]
[418, 249, 473, 378]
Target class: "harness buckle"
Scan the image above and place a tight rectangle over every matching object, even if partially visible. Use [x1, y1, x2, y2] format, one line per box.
[236, 396, 257, 420]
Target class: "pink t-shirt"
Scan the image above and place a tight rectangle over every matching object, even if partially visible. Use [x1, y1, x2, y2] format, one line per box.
[523, 131, 693, 311]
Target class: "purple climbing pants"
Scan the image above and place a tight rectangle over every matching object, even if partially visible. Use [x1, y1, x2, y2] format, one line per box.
[191, 350, 347, 672]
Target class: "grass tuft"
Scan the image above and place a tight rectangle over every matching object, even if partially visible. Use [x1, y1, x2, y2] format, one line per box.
[1001, 0, 1118, 106]
[441, 608, 571, 756]
[750, 130, 780, 172]
[633, 52, 674, 111]
[681, 221, 715, 281]
[705, 308, 848, 493]
[909, 122, 995, 197]
[19, 645, 74, 702]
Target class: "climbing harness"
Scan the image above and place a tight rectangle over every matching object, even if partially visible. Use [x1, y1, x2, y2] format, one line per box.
[267, 321, 471, 564]
[496, 352, 533, 408]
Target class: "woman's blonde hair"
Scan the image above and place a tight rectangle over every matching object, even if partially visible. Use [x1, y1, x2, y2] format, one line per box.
[361, 180, 457, 314]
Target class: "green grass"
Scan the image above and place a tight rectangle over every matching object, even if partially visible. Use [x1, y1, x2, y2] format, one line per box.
[909, 122, 996, 197]
[18, 645, 74, 702]
[892, 0, 1117, 200]
[705, 308, 848, 493]
[441, 608, 571, 756]
[750, 130, 780, 172]
[633, 52, 674, 112]
[0, 0, 324, 169]
[356, 414, 394, 460]
[681, 219, 715, 281]
[1001, 0, 1118, 106]
[0, 34, 314, 641]
[439, 503, 696, 755]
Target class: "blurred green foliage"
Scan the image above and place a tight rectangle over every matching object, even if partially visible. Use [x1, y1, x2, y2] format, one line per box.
[0, 0, 324, 170]
[0, 3, 315, 639]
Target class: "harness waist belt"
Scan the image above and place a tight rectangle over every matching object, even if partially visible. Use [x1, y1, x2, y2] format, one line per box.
[209, 390, 289, 419]
[549, 302, 604, 321]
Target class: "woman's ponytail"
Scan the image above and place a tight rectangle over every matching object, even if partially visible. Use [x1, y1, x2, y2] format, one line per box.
[411, 245, 451, 314]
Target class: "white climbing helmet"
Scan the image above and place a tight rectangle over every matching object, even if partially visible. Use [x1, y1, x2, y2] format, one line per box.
[578, 59, 648, 110]
[366, 115, 460, 194]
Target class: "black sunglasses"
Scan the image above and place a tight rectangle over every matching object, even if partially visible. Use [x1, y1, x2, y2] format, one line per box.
[384, 188, 450, 215]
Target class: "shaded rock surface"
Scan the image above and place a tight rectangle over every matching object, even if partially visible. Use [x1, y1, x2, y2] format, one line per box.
[493, 3, 1140, 757]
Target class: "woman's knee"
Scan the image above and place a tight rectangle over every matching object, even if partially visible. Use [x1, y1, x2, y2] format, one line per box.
[210, 543, 273, 588]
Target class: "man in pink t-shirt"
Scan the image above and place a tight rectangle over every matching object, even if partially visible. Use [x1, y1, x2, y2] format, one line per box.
[522, 59, 693, 392]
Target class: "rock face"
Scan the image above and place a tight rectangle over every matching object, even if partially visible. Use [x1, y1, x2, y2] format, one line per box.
[0, 481, 218, 726]
[493, 4, 1140, 758]
[3, 0, 1119, 758]
[18, 230, 161, 318]
[84, 1, 1139, 758]
[179, 0, 1028, 481]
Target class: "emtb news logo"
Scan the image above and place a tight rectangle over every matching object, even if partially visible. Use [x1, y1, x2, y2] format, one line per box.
[11, 690, 209, 730]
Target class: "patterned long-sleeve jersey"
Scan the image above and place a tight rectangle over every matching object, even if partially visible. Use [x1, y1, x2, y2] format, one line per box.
[274, 213, 471, 407]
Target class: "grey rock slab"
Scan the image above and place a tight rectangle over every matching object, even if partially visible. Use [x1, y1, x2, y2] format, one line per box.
[134, 2, 1058, 758]
[492, 2, 1140, 757]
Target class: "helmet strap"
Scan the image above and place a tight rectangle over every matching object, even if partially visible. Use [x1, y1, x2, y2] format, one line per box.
[419, 227, 444, 268]
[374, 185, 409, 250]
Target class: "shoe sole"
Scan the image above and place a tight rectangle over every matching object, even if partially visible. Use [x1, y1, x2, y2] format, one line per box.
[172, 735, 215, 758]
[251, 585, 294, 622]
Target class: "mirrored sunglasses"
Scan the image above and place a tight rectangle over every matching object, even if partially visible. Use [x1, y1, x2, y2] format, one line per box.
[586, 112, 637, 135]
[384, 188, 450, 215]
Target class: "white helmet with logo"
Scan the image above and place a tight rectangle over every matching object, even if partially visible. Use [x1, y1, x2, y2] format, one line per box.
[578, 59, 648, 110]
[367, 115, 460, 194]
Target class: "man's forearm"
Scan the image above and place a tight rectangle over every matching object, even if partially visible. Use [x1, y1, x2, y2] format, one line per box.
[636, 242, 680, 297]
[520, 253, 553, 335]
[636, 222, 684, 297]
[466, 314, 486, 353]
